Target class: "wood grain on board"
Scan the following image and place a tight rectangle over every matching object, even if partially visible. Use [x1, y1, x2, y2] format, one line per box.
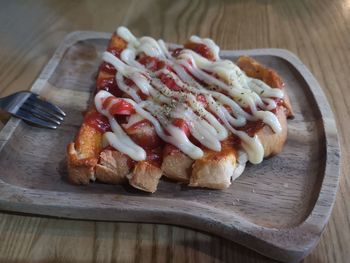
[0, 31, 340, 261]
[0, 0, 349, 262]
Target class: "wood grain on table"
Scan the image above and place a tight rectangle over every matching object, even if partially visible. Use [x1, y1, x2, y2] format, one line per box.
[0, 0, 349, 262]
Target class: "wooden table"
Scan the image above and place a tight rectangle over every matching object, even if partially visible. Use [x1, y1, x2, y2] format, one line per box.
[0, 0, 348, 262]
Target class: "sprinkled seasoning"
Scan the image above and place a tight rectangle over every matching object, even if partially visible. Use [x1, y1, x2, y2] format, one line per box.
[97, 27, 285, 163]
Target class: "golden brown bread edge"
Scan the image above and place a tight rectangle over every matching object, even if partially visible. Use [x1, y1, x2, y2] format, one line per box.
[67, 40, 293, 193]
[67, 34, 128, 186]
[67, 114, 102, 185]
[162, 57, 293, 188]
[161, 105, 288, 187]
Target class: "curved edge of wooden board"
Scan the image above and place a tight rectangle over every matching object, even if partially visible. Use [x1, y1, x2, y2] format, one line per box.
[0, 31, 341, 263]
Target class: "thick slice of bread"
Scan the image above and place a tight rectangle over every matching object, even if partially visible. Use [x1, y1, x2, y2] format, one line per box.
[67, 114, 102, 184]
[256, 106, 288, 158]
[67, 142, 98, 185]
[128, 161, 162, 193]
[189, 146, 236, 190]
[161, 144, 193, 182]
[67, 34, 127, 185]
[67, 30, 292, 193]
[237, 56, 294, 118]
[95, 149, 130, 184]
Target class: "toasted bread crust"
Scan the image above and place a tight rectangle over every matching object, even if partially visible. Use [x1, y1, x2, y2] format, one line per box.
[237, 56, 294, 118]
[67, 33, 292, 193]
[109, 33, 128, 51]
[237, 56, 284, 88]
[189, 146, 236, 190]
[66, 108, 103, 184]
[128, 161, 162, 193]
[74, 120, 103, 159]
[161, 145, 193, 182]
[66, 33, 129, 186]
[257, 106, 288, 157]
[95, 149, 130, 184]
[67, 142, 97, 185]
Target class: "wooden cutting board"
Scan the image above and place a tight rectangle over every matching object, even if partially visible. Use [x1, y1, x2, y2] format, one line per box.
[0, 31, 340, 263]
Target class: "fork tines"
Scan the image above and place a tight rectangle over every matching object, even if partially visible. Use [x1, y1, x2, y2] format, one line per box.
[17, 93, 66, 129]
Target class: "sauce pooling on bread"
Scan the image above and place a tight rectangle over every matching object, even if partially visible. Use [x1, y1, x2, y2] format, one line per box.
[94, 27, 284, 164]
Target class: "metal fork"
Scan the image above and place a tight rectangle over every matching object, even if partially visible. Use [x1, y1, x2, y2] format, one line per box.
[0, 91, 66, 129]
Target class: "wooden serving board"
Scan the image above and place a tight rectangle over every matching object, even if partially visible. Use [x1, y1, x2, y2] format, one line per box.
[0, 32, 340, 262]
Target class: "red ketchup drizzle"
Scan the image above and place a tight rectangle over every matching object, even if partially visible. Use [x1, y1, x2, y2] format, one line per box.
[102, 96, 115, 110]
[271, 98, 284, 113]
[146, 147, 163, 167]
[138, 55, 166, 71]
[230, 135, 241, 146]
[110, 100, 135, 115]
[84, 111, 111, 133]
[238, 120, 265, 137]
[196, 94, 208, 107]
[127, 158, 137, 169]
[172, 48, 183, 58]
[172, 118, 190, 136]
[184, 42, 214, 61]
[107, 46, 123, 58]
[125, 120, 163, 150]
[94, 38, 281, 162]
[124, 77, 135, 86]
[159, 73, 182, 91]
[102, 96, 135, 115]
[100, 62, 117, 75]
[242, 106, 252, 114]
[97, 77, 123, 97]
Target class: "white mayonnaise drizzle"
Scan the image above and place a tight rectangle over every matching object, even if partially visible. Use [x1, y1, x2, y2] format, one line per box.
[95, 26, 284, 164]
[94, 90, 146, 161]
[127, 98, 204, 159]
[189, 35, 220, 60]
